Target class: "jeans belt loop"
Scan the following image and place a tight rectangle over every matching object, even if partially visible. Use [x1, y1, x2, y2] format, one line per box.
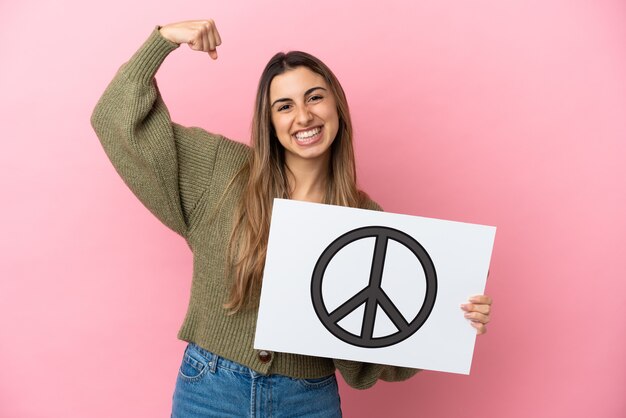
[208, 352, 218, 373]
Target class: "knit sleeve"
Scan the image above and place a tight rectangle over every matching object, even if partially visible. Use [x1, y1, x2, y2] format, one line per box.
[333, 359, 421, 390]
[90, 27, 222, 239]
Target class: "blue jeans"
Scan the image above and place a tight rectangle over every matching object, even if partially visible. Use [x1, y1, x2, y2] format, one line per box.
[171, 342, 342, 417]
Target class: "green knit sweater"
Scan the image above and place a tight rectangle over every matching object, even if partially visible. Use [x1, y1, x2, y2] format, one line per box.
[91, 27, 419, 389]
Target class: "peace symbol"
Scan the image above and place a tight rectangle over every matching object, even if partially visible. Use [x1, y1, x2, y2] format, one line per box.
[311, 226, 437, 348]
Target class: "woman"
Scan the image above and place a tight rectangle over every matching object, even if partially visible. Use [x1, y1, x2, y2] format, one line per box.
[91, 19, 492, 418]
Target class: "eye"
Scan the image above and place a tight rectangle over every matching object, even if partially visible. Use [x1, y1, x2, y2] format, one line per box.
[277, 103, 292, 112]
[308, 95, 323, 102]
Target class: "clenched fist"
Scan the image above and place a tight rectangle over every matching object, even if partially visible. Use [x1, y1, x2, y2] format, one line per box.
[159, 20, 222, 59]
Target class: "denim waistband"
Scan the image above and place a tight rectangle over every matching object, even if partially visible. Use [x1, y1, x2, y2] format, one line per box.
[188, 342, 258, 376]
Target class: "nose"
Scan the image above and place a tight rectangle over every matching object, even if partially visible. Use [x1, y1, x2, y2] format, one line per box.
[296, 105, 313, 125]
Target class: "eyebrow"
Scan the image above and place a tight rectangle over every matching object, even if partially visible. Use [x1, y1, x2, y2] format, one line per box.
[271, 86, 327, 108]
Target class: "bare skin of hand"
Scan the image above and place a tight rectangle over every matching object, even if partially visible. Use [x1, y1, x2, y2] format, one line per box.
[461, 295, 492, 335]
[159, 20, 222, 59]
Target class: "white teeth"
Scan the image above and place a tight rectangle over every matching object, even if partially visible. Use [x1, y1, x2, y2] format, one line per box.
[294, 127, 321, 140]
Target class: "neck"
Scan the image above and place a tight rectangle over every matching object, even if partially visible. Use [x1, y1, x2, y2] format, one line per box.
[285, 155, 330, 204]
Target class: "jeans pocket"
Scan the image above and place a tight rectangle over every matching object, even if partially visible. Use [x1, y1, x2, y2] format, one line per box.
[178, 343, 209, 382]
[296, 373, 337, 389]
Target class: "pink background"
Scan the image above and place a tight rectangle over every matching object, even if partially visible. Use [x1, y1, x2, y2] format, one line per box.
[1, 1, 625, 417]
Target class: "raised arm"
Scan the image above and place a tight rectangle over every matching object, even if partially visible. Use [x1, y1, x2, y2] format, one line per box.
[90, 21, 225, 239]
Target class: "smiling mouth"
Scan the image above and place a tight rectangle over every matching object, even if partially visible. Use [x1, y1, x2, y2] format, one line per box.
[293, 126, 323, 145]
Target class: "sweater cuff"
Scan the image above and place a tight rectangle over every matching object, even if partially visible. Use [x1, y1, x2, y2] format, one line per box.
[121, 26, 180, 84]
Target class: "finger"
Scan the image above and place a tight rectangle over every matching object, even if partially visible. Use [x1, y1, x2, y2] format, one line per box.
[464, 311, 490, 324]
[207, 28, 218, 59]
[189, 38, 201, 51]
[207, 27, 216, 51]
[213, 23, 222, 46]
[190, 26, 204, 51]
[471, 321, 487, 335]
[460, 303, 491, 315]
[469, 295, 492, 305]
[201, 24, 210, 52]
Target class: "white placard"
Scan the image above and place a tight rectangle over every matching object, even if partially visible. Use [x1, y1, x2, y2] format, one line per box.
[254, 199, 496, 375]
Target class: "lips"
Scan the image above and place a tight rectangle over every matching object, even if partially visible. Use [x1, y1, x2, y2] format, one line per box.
[292, 126, 323, 145]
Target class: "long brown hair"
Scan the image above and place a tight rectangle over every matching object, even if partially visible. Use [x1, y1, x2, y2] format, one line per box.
[224, 51, 367, 313]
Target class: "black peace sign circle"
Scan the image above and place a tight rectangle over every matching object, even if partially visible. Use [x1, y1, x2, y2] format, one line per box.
[311, 226, 437, 348]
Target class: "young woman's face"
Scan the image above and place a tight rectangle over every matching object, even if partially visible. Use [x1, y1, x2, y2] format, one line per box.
[269, 66, 339, 166]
